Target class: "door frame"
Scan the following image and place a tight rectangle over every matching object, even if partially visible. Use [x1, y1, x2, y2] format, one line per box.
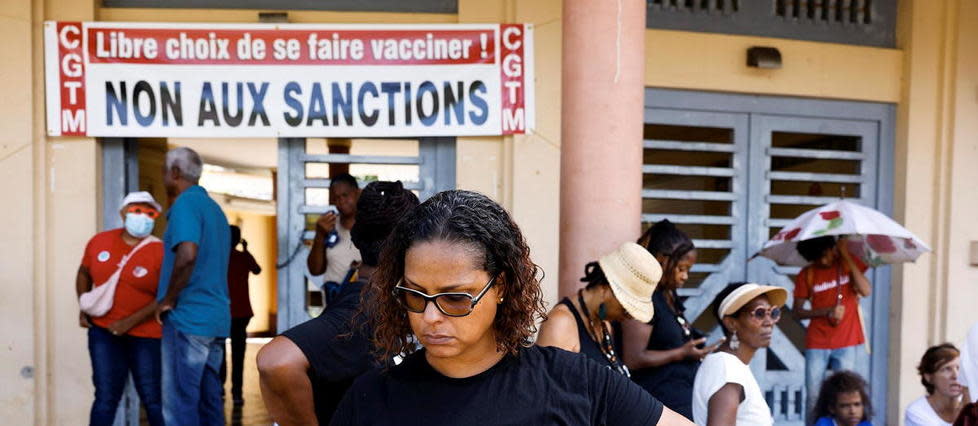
[275, 137, 457, 332]
[645, 88, 895, 424]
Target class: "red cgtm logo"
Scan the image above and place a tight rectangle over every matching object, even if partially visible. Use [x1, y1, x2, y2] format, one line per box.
[58, 22, 87, 135]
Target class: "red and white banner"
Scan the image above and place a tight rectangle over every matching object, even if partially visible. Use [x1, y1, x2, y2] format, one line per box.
[44, 22, 533, 138]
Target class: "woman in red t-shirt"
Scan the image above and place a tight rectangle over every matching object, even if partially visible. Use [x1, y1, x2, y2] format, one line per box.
[793, 236, 872, 421]
[76, 192, 164, 426]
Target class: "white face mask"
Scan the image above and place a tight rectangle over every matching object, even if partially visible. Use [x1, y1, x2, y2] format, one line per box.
[124, 213, 155, 238]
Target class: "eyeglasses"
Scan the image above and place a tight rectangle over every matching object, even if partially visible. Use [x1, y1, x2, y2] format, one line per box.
[742, 306, 782, 322]
[393, 276, 497, 317]
[125, 205, 160, 219]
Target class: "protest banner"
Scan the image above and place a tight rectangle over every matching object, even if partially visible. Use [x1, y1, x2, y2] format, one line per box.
[44, 22, 534, 138]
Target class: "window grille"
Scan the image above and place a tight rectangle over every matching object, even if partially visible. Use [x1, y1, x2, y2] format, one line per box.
[647, 0, 894, 47]
[648, 0, 739, 14]
[775, 0, 873, 24]
[276, 137, 455, 330]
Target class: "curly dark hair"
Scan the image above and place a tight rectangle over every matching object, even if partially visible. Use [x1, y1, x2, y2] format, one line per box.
[350, 181, 419, 266]
[638, 219, 695, 289]
[362, 190, 547, 362]
[812, 370, 873, 422]
[918, 343, 960, 395]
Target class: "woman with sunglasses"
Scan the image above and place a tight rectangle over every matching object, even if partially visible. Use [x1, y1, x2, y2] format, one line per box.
[691, 282, 787, 426]
[624, 220, 722, 419]
[330, 190, 692, 425]
[536, 242, 662, 377]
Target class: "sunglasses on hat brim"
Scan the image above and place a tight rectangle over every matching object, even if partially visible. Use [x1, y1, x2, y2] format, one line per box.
[125, 205, 160, 219]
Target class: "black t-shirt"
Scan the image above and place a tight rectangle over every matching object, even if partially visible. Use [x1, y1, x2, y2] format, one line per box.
[282, 279, 374, 425]
[630, 288, 699, 419]
[330, 345, 664, 425]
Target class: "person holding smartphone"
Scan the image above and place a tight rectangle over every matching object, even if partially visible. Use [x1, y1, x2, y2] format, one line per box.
[307, 173, 361, 304]
[622, 220, 722, 420]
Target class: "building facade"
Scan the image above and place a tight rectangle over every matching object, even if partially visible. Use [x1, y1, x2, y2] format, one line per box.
[2, 0, 977, 424]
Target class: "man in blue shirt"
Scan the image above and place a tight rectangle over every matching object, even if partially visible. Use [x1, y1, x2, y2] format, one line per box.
[155, 147, 230, 425]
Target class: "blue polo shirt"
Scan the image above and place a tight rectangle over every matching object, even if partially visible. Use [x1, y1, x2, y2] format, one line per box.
[157, 185, 231, 338]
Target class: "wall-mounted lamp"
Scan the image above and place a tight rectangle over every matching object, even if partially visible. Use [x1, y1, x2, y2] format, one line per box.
[747, 46, 782, 69]
[259, 12, 289, 23]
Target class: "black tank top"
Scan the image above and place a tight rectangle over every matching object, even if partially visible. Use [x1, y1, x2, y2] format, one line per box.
[557, 297, 625, 373]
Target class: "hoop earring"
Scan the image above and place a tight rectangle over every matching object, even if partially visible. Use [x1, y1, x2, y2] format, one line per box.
[729, 331, 740, 351]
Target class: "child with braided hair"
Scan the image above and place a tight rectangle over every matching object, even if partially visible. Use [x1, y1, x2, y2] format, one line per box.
[258, 181, 419, 425]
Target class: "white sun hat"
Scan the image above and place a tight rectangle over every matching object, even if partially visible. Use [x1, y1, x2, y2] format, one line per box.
[121, 191, 162, 212]
[597, 242, 663, 323]
[718, 283, 789, 318]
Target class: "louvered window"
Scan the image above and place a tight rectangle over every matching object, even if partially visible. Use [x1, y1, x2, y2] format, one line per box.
[649, 0, 739, 14]
[775, 0, 873, 24]
[647, 0, 895, 47]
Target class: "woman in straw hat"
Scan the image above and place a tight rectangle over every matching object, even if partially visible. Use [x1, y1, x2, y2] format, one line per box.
[331, 191, 692, 425]
[691, 282, 788, 426]
[537, 242, 663, 377]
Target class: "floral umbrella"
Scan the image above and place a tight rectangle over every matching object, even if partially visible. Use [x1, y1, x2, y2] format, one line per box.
[757, 199, 930, 267]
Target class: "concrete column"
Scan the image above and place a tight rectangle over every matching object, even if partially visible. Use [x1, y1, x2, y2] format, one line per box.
[558, 0, 646, 297]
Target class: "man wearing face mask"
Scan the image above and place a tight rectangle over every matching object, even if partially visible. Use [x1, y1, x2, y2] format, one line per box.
[76, 191, 165, 426]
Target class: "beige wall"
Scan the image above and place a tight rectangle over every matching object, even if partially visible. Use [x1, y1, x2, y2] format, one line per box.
[890, 0, 978, 422]
[457, 0, 563, 310]
[645, 29, 903, 102]
[0, 0, 39, 423]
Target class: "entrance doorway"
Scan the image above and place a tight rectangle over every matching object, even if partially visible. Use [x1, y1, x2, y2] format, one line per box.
[642, 88, 894, 425]
[275, 137, 456, 331]
[99, 136, 455, 425]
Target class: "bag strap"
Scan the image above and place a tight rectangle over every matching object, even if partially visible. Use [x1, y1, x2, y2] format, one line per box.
[115, 235, 161, 271]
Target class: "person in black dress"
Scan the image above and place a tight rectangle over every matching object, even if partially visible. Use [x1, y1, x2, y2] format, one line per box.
[257, 181, 419, 425]
[330, 190, 692, 425]
[622, 220, 723, 420]
[536, 242, 662, 376]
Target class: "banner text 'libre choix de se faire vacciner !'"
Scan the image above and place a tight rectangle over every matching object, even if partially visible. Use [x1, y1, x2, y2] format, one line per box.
[44, 22, 534, 138]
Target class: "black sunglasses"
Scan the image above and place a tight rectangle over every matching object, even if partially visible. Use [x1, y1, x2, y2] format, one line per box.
[393, 276, 497, 317]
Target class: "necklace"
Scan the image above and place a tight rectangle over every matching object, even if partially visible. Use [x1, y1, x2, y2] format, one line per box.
[577, 290, 630, 377]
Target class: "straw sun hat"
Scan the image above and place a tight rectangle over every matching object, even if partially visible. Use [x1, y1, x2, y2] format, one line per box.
[597, 242, 663, 323]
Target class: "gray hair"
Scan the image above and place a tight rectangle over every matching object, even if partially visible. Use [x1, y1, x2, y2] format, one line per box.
[165, 147, 203, 183]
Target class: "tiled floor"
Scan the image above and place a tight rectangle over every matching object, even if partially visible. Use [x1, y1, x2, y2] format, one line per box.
[224, 341, 272, 426]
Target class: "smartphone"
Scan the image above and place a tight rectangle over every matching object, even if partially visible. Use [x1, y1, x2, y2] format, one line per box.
[325, 205, 339, 215]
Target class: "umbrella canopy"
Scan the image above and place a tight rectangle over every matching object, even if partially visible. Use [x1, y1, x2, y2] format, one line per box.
[757, 200, 930, 267]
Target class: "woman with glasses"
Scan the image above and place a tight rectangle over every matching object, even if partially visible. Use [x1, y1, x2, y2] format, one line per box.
[330, 190, 692, 425]
[536, 242, 662, 377]
[691, 282, 787, 426]
[623, 220, 723, 419]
